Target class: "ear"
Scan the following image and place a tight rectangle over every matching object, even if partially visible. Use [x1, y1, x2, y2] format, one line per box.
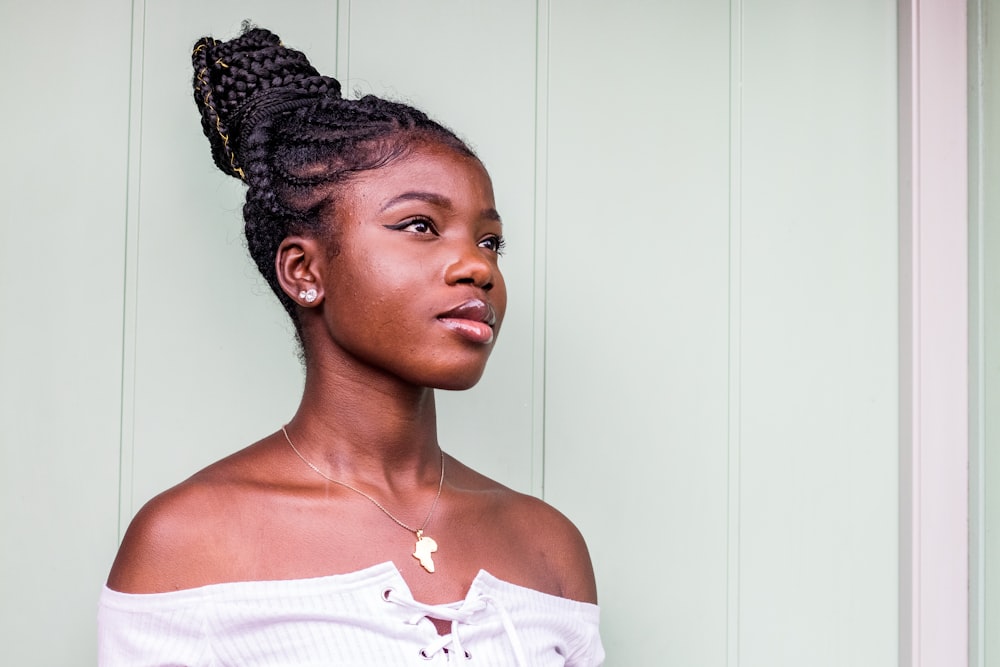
[276, 235, 326, 306]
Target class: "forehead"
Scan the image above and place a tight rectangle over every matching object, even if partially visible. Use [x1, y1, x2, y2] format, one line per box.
[343, 143, 496, 210]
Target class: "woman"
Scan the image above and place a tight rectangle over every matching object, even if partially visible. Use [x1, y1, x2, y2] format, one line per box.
[99, 25, 603, 666]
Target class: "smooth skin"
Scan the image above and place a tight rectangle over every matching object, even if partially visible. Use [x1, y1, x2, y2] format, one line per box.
[107, 141, 597, 616]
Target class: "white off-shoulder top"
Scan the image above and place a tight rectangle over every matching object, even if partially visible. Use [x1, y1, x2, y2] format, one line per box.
[98, 561, 604, 666]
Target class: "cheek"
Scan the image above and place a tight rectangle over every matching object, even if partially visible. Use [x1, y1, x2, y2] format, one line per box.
[339, 258, 431, 333]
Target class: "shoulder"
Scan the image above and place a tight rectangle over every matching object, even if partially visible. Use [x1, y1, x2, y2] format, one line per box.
[105, 476, 227, 593]
[447, 458, 597, 604]
[504, 491, 598, 604]
[106, 445, 270, 594]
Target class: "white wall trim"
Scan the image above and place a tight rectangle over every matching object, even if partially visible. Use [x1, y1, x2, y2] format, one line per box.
[898, 1, 969, 665]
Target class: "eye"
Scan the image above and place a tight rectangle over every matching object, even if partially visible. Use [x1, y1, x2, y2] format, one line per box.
[384, 217, 438, 235]
[479, 235, 506, 255]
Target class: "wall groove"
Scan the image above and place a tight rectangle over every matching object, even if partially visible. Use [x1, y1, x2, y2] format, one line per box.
[969, 2, 986, 664]
[335, 0, 351, 87]
[727, 1, 743, 663]
[118, 0, 146, 538]
[532, 0, 549, 500]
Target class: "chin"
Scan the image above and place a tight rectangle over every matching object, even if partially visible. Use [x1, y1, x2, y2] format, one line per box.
[434, 379, 482, 392]
[424, 364, 489, 392]
[432, 374, 487, 392]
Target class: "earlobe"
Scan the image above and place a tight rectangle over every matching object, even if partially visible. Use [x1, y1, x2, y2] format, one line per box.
[276, 236, 325, 306]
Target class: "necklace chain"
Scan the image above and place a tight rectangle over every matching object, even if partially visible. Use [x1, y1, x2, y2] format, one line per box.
[280, 425, 444, 536]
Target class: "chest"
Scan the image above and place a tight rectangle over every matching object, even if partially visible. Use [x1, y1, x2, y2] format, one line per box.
[205, 491, 561, 604]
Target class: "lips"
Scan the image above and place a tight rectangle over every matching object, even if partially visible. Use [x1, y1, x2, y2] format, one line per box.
[437, 299, 497, 344]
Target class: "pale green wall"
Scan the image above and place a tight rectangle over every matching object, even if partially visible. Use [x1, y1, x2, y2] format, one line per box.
[988, 17, 1000, 663]
[972, 0, 1000, 664]
[0, 1, 130, 663]
[543, 0, 898, 663]
[0, 1, 899, 665]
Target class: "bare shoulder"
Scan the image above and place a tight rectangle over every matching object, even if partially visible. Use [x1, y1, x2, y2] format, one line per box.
[506, 490, 598, 604]
[447, 458, 598, 604]
[105, 444, 268, 594]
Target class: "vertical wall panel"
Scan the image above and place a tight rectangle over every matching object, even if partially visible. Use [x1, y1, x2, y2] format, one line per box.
[985, 46, 1000, 665]
[545, 1, 732, 663]
[738, 1, 898, 665]
[972, 0, 1000, 662]
[347, 0, 539, 492]
[126, 4, 337, 513]
[546, 1, 897, 665]
[988, 9, 1000, 660]
[0, 1, 132, 663]
[125, 0, 540, 507]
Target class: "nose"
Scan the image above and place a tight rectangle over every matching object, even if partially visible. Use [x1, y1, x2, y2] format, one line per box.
[444, 244, 495, 292]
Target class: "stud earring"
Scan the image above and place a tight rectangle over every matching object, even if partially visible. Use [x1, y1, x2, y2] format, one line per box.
[299, 288, 318, 303]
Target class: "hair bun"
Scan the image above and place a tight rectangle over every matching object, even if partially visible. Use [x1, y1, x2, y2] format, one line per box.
[192, 25, 342, 179]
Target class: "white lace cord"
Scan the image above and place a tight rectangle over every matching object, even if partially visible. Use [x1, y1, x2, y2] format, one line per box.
[383, 589, 528, 666]
[419, 622, 468, 661]
[476, 594, 529, 667]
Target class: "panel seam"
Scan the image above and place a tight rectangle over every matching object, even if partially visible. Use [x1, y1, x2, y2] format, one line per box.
[335, 0, 351, 86]
[726, 1, 743, 665]
[118, 0, 145, 540]
[532, 0, 550, 499]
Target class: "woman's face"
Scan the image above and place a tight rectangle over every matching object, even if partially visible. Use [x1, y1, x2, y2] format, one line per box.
[314, 141, 507, 391]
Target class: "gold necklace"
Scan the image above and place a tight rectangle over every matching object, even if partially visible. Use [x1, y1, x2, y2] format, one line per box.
[280, 425, 444, 574]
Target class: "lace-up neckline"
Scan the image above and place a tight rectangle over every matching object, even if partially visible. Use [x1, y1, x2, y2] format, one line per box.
[100, 561, 604, 665]
[382, 582, 529, 665]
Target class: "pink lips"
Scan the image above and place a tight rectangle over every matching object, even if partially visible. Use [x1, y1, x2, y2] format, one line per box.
[437, 299, 497, 345]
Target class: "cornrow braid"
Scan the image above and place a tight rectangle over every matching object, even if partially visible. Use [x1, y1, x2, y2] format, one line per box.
[191, 24, 475, 326]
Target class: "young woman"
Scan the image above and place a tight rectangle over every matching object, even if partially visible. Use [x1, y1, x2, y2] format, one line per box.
[98, 25, 603, 666]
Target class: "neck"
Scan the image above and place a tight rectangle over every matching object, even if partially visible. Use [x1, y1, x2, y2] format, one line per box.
[284, 352, 441, 484]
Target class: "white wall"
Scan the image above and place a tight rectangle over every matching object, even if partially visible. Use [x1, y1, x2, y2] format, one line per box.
[1, 2, 903, 665]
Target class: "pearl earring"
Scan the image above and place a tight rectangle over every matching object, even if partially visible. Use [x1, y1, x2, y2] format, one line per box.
[299, 288, 318, 303]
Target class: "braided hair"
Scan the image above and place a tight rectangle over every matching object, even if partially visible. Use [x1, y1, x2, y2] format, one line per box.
[191, 24, 475, 324]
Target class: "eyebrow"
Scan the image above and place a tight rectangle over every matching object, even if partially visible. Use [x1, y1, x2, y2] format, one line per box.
[380, 191, 502, 223]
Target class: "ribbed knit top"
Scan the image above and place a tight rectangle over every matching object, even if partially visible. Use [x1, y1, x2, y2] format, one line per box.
[98, 561, 604, 666]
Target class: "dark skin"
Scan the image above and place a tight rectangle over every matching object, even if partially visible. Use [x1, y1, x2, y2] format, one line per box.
[107, 141, 597, 619]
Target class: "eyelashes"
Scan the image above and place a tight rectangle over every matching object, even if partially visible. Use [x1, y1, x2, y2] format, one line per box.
[384, 217, 436, 234]
[480, 235, 506, 255]
[384, 217, 506, 256]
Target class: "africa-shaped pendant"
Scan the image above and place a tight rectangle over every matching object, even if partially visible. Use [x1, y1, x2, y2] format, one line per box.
[412, 530, 438, 573]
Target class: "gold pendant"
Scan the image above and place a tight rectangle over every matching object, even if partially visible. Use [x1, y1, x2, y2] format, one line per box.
[413, 530, 438, 573]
